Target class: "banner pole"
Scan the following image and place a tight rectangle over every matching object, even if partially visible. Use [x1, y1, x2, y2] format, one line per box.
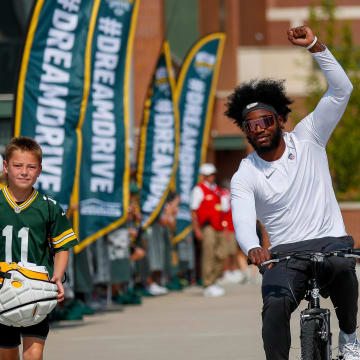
[106, 281, 112, 307]
[129, 58, 135, 166]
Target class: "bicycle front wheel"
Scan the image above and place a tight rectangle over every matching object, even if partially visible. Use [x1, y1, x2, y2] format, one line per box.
[301, 318, 322, 360]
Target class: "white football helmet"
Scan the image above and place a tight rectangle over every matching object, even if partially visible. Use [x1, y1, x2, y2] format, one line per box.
[0, 262, 58, 327]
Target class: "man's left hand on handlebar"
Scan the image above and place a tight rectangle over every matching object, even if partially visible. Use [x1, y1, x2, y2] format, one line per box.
[248, 247, 271, 267]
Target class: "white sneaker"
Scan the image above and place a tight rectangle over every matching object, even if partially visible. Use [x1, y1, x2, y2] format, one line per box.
[232, 270, 247, 284]
[339, 331, 360, 359]
[213, 283, 225, 293]
[339, 341, 360, 359]
[159, 285, 168, 294]
[148, 283, 168, 296]
[217, 271, 234, 285]
[203, 284, 225, 297]
[246, 267, 262, 285]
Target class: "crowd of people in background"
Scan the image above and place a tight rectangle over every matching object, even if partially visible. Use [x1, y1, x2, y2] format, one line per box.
[0, 153, 262, 322]
[52, 162, 262, 321]
[1, 145, 359, 330]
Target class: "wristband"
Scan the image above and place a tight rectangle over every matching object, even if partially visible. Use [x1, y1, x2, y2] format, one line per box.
[306, 36, 318, 50]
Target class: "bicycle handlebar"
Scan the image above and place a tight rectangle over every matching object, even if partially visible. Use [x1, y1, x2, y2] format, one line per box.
[259, 248, 360, 268]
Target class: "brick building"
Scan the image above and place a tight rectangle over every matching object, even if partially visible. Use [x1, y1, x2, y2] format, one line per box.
[0, 0, 359, 242]
[133, 0, 360, 243]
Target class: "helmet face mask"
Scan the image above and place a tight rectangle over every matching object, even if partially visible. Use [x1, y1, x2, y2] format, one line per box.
[0, 262, 58, 327]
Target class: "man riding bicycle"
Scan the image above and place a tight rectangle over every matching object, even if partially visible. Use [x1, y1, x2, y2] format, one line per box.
[226, 25, 359, 360]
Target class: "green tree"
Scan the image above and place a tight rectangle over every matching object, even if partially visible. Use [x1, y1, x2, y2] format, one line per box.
[306, 0, 360, 200]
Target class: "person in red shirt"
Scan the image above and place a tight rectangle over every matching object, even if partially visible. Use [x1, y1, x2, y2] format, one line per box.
[191, 163, 228, 297]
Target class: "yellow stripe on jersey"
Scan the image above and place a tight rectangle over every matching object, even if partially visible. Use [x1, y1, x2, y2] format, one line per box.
[52, 228, 77, 248]
[2, 187, 38, 212]
[52, 228, 73, 243]
[53, 234, 77, 249]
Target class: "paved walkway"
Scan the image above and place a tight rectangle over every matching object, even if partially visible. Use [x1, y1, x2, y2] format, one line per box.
[44, 282, 354, 360]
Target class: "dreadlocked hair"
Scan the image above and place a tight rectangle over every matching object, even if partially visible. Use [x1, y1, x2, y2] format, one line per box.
[225, 79, 293, 129]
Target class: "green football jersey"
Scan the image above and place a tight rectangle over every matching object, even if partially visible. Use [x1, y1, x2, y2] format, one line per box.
[0, 186, 78, 274]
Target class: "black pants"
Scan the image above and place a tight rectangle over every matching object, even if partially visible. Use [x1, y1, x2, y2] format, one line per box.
[261, 236, 358, 360]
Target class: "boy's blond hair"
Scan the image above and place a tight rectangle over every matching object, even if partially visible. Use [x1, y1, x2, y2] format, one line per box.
[5, 137, 42, 164]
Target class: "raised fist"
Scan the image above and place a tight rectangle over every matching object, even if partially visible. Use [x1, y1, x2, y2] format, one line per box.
[287, 25, 315, 48]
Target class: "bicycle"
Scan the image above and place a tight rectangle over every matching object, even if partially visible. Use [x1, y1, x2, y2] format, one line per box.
[259, 247, 360, 360]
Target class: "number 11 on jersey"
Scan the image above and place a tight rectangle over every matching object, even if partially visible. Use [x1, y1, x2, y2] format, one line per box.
[2, 225, 29, 263]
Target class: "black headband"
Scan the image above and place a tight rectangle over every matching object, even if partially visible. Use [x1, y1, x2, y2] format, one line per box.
[242, 102, 278, 120]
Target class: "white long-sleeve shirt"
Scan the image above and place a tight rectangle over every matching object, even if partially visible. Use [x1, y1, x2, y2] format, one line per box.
[230, 48, 353, 255]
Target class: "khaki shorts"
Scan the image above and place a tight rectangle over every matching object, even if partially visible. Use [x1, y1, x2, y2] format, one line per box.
[224, 231, 238, 256]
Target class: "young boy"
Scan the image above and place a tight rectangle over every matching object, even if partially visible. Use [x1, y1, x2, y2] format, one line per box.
[0, 136, 78, 359]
